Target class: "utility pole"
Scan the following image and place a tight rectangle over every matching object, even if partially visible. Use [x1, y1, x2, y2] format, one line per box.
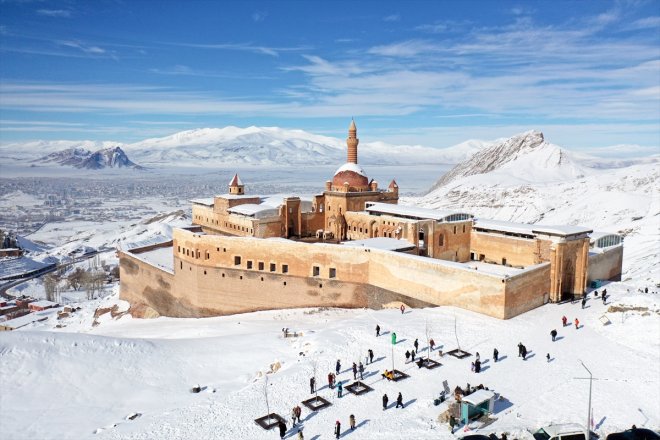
[579, 360, 593, 435]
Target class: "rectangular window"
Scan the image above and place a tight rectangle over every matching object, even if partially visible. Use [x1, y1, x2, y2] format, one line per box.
[282, 264, 289, 273]
[313, 266, 320, 276]
[439, 235, 444, 246]
[178, 246, 181, 252]
[453, 226, 457, 234]
[463, 224, 466, 233]
[258, 261, 265, 270]
[270, 263, 276, 272]
[329, 268, 336, 278]
[502, 258, 507, 266]
[234, 256, 241, 266]
[247, 261, 253, 269]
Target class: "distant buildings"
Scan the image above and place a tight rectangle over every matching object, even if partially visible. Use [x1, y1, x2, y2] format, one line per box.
[120, 121, 623, 320]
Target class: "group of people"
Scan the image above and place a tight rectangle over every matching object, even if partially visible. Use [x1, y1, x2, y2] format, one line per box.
[471, 352, 482, 373]
[382, 392, 404, 409]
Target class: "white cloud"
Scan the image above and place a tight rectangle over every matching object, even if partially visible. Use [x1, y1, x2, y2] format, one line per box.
[58, 40, 106, 54]
[36, 9, 71, 17]
[252, 10, 267, 22]
[383, 14, 400, 22]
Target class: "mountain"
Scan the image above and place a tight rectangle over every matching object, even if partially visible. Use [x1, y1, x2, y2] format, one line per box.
[415, 131, 659, 284]
[35, 146, 142, 169]
[428, 130, 586, 191]
[2, 126, 484, 168]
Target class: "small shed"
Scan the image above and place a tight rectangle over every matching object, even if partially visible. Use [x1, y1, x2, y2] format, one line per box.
[460, 389, 495, 424]
[28, 300, 58, 312]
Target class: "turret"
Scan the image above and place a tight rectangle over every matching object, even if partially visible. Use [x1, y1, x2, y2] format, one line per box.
[228, 173, 245, 195]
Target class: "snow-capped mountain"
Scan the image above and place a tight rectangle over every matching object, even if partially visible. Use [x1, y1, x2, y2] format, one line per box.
[34, 146, 142, 170]
[428, 130, 587, 191]
[1, 126, 484, 168]
[415, 131, 659, 284]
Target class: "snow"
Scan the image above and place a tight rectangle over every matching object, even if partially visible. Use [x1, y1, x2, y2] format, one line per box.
[334, 162, 368, 177]
[190, 198, 214, 207]
[0, 309, 57, 329]
[0, 283, 658, 439]
[227, 204, 279, 218]
[130, 246, 174, 273]
[366, 201, 471, 222]
[474, 219, 592, 237]
[341, 237, 415, 251]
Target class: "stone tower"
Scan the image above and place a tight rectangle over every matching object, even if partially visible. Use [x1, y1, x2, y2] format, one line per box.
[347, 119, 359, 164]
[228, 173, 244, 195]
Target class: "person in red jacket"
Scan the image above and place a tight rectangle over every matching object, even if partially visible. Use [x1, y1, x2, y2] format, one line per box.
[574, 318, 580, 329]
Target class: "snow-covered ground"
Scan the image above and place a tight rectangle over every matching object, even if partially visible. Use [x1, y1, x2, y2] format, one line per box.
[1, 282, 658, 440]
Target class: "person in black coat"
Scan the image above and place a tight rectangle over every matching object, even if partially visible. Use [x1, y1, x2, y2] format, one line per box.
[551, 329, 558, 342]
[310, 377, 315, 394]
[396, 392, 404, 408]
[334, 420, 341, 439]
[278, 420, 286, 439]
[382, 393, 389, 410]
[493, 348, 499, 362]
[376, 324, 380, 337]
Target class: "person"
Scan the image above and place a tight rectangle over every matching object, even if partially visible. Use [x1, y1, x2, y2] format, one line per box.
[294, 405, 302, 424]
[336, 359, 341, 375]
[602, 292, 607, 304]
[358, 362, 364, 380]
[575, 318, 580, 329]
[334, 420, 341, 439]
[297, 428, 304, 440]
[337, 380, 343, 398]
[411, 349, 415, 361]
[518, 342, 523, 357]
[376, 324, 380, 337]
[521, 345, 528, 360]
[405, 350, 411, 362]
[417, 357, 424, 368]
[429, 338, 435, 351]
[396, 392, 404, 408]
[368, 349, 374, 364]
[594, 290, 599, 297]
[475, 352, 480, 361]
[278, 420, 286, 439]
[581, 296, 587, 309]
[475, 359, 481, 373]
[501, 433, 508, 440]
[310, 377, 315, 394]
[349, 414, 356, 431]
[439, 349, 443, 357]
[493, 348, 499, 362]
[546, 353, 551, 362]
[382, 393, 389, 410]
[471, 361, 475, 372]
[562, 316, 568, 327]
[551, 329, 557, 342]
[328, 372, 334, 389]
[382, 369, 394, 381]
[291, 406, 298, 427]
[400, 304, 405, 314]
[414, 338, 419, 352]
[449, 415, 457, 434]
[352, 362, 357, 380]
[644, 287, 648, 294]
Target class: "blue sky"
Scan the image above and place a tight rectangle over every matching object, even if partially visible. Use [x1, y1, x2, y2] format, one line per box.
[0, 0, 659, 153]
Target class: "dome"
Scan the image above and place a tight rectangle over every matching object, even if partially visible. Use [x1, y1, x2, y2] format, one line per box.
[332, 163, 369, 189]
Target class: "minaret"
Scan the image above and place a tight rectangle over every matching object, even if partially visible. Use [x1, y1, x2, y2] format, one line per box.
[347, 118, 359, 164]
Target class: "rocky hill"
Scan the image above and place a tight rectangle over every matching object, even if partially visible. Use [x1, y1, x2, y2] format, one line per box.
[428, 130, 586, 191]
[35, 146, 142, 170]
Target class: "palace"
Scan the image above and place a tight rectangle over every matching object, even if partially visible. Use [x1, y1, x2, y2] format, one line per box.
[119, 120, 623, 319]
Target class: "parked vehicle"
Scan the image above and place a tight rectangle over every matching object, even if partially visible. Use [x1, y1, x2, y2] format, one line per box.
[534, 424, 590, 440]
[606, 428, 659, 440]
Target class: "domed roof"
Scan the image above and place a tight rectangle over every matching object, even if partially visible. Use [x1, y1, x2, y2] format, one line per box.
[332, 162, 369, 189]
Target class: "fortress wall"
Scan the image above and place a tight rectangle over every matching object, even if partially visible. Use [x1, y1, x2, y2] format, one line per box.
[366, 250, 507, 318]
[119, 250, 175, 316]
[588, 246, 623, 282]
[171, 229, 514, 318]
[431, 221, 472, 262]
[503, 263, 551, 319]
[470, 231, 539, 266]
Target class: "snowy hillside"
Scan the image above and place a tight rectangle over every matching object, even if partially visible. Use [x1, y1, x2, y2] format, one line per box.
[0, 126, 486, 168]
[416, 132, 660, 286]
[0, 283, 658, 440]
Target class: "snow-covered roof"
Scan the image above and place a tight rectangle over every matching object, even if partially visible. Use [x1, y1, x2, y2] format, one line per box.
[473, 219, 592, 237]
[228, 204, 279, 218]
[215, 193, 258, 200]
[341, 237, 415, 252]
[334, 162, 367, 177]
[29, 300, 58, 308]
[190, 198, 214, 207]
[1, 310, 55, 329]
[365, 202, 472, 222]
[228, 173, 243, 186]
[130, 245, 173, 273]
[461, 389, 495, 406]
